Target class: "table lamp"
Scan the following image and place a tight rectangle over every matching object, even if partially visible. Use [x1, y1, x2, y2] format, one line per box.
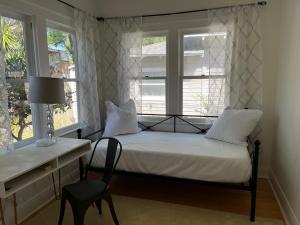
[29, 77, 65, 147]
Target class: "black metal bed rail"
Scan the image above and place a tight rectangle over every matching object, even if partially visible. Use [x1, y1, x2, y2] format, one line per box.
[76, 113, 261, 222]
[77, 128, 104, 140]
[137, 113, 217, 134]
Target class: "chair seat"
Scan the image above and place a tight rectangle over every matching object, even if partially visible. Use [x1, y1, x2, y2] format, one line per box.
[63, 180, 107, 202]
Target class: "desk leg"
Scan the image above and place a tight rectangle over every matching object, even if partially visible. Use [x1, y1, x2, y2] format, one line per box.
[51, 173, 58, 200]
[0, 199, 5, 225]
[58, 169, 62, 199]
[79, 157, 84, 180]
[13, 194, 17, 225]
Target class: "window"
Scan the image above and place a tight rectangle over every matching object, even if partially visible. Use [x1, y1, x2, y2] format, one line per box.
[182, 32, 227, 116]
[132, 34, 167, 114]
[1, 15, 33, 142]
[46, 27, 79, 130]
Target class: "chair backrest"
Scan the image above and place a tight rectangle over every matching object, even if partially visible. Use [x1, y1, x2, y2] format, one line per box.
[85, 137, 122, 184]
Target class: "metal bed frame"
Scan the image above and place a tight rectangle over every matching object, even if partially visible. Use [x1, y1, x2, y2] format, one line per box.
[77, 113, 261, 222]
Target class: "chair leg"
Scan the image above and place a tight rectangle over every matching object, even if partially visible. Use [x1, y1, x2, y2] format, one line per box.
[95, 200, 102, 215]
[71, 205, 87, 225]
[103, 192, 119, 225]
[58, 195, 66, 225]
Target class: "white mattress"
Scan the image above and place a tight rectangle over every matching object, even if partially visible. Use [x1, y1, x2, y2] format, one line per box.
[84, 131, 252, 183]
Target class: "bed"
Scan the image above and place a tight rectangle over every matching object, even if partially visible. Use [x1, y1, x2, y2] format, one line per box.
[77, 114, 260, 222]
[84, 131, 252, 183]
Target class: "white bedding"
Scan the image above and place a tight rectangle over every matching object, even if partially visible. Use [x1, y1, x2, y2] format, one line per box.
[84, 131, 252, 183]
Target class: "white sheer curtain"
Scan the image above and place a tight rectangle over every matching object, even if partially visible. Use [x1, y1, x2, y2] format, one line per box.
[207, 5, 263, 139]
[0, 19, 13, 152]
[74, 9, 102, 136]
[101, 17, 143, 112]
[207, 5, 263, 112]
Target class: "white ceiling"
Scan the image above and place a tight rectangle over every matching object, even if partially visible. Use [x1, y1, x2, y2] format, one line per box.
[66, 0, 259, 18]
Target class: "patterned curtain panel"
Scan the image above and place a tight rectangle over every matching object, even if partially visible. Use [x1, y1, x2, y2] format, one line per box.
[207, 5, 263, 111]
[101, 17, 143, 112]
[207, 5, 263, 139]
[0, 18, 13, 152]
[74, 9, 102, 136]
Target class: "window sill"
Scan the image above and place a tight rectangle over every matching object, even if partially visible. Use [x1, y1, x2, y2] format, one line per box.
[55, 123, 80, 137]
[9, 125, 80, 151]
[14, 137, 37, 149]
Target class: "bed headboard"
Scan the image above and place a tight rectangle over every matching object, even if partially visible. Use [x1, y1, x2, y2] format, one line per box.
[137, 113, 218, 134]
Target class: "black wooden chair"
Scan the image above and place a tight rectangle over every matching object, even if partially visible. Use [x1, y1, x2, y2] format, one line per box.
[58, 137, 122, 225]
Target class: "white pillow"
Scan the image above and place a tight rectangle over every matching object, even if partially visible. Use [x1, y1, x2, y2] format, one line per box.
[103, 99, 141, 137]
[205, 109, 263, 145]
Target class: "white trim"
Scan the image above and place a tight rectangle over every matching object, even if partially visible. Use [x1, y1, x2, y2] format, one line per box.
[269, 169, 300, 225]
[55, 123, 80, 135]
[13, 137, 36, 149]
[56, 124, 80, 137]
[0, 0, 73, 26]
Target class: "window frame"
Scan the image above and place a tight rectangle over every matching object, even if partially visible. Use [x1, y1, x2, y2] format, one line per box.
[139, 31, 169, 115]
[179, 29, 227, 116]
[46, 22, 81, 136]
[0, 10, 38, 147]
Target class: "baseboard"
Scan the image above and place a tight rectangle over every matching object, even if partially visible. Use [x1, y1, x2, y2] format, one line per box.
[259, 165, 269, 178]
[269, 170, 300, 225]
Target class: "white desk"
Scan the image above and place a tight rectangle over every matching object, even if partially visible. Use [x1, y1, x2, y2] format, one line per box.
[0, 137, 91, 225]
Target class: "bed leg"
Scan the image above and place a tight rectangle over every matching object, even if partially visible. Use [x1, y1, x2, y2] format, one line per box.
[77, 129, 82, 139]
[250, 140, 260, 222]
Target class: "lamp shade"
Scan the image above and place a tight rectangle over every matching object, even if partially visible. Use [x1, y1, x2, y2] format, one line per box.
[29, 77, 65, 104]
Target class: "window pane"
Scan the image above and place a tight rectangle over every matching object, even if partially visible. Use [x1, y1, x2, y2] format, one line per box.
[142, 36, 166, 77]
[182, 32, 227, 116]
[53, 82, 78, 130]
[47, 28, 76, 79]
[7, 81, 33, 142]
[1, 16, 33, 142]
[131, 79, 166, 114]
[182, 78, 225, 116]
[183, 33, 227, 76]
[47, 27, 79, 130]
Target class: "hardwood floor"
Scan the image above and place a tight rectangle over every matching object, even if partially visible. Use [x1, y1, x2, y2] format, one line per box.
[103, 174, 283, 220]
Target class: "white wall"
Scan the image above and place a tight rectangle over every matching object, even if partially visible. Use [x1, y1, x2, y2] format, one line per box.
[260, 0, 281, 176]
[270, 0, 300, 225]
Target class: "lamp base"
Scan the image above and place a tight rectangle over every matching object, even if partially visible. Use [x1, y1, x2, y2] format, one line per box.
[35, 138, 57, 147]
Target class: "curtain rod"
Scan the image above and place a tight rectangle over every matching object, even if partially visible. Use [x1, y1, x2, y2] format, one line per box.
[57, 0, 267, 21]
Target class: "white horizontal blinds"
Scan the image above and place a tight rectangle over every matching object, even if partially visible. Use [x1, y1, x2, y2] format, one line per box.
[182, 31, 228, 116]
[101, 17, 143, 112]
[0, 17, 12, 151]
[136, 34, 167, 114]
[74, 9, 101, 136]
